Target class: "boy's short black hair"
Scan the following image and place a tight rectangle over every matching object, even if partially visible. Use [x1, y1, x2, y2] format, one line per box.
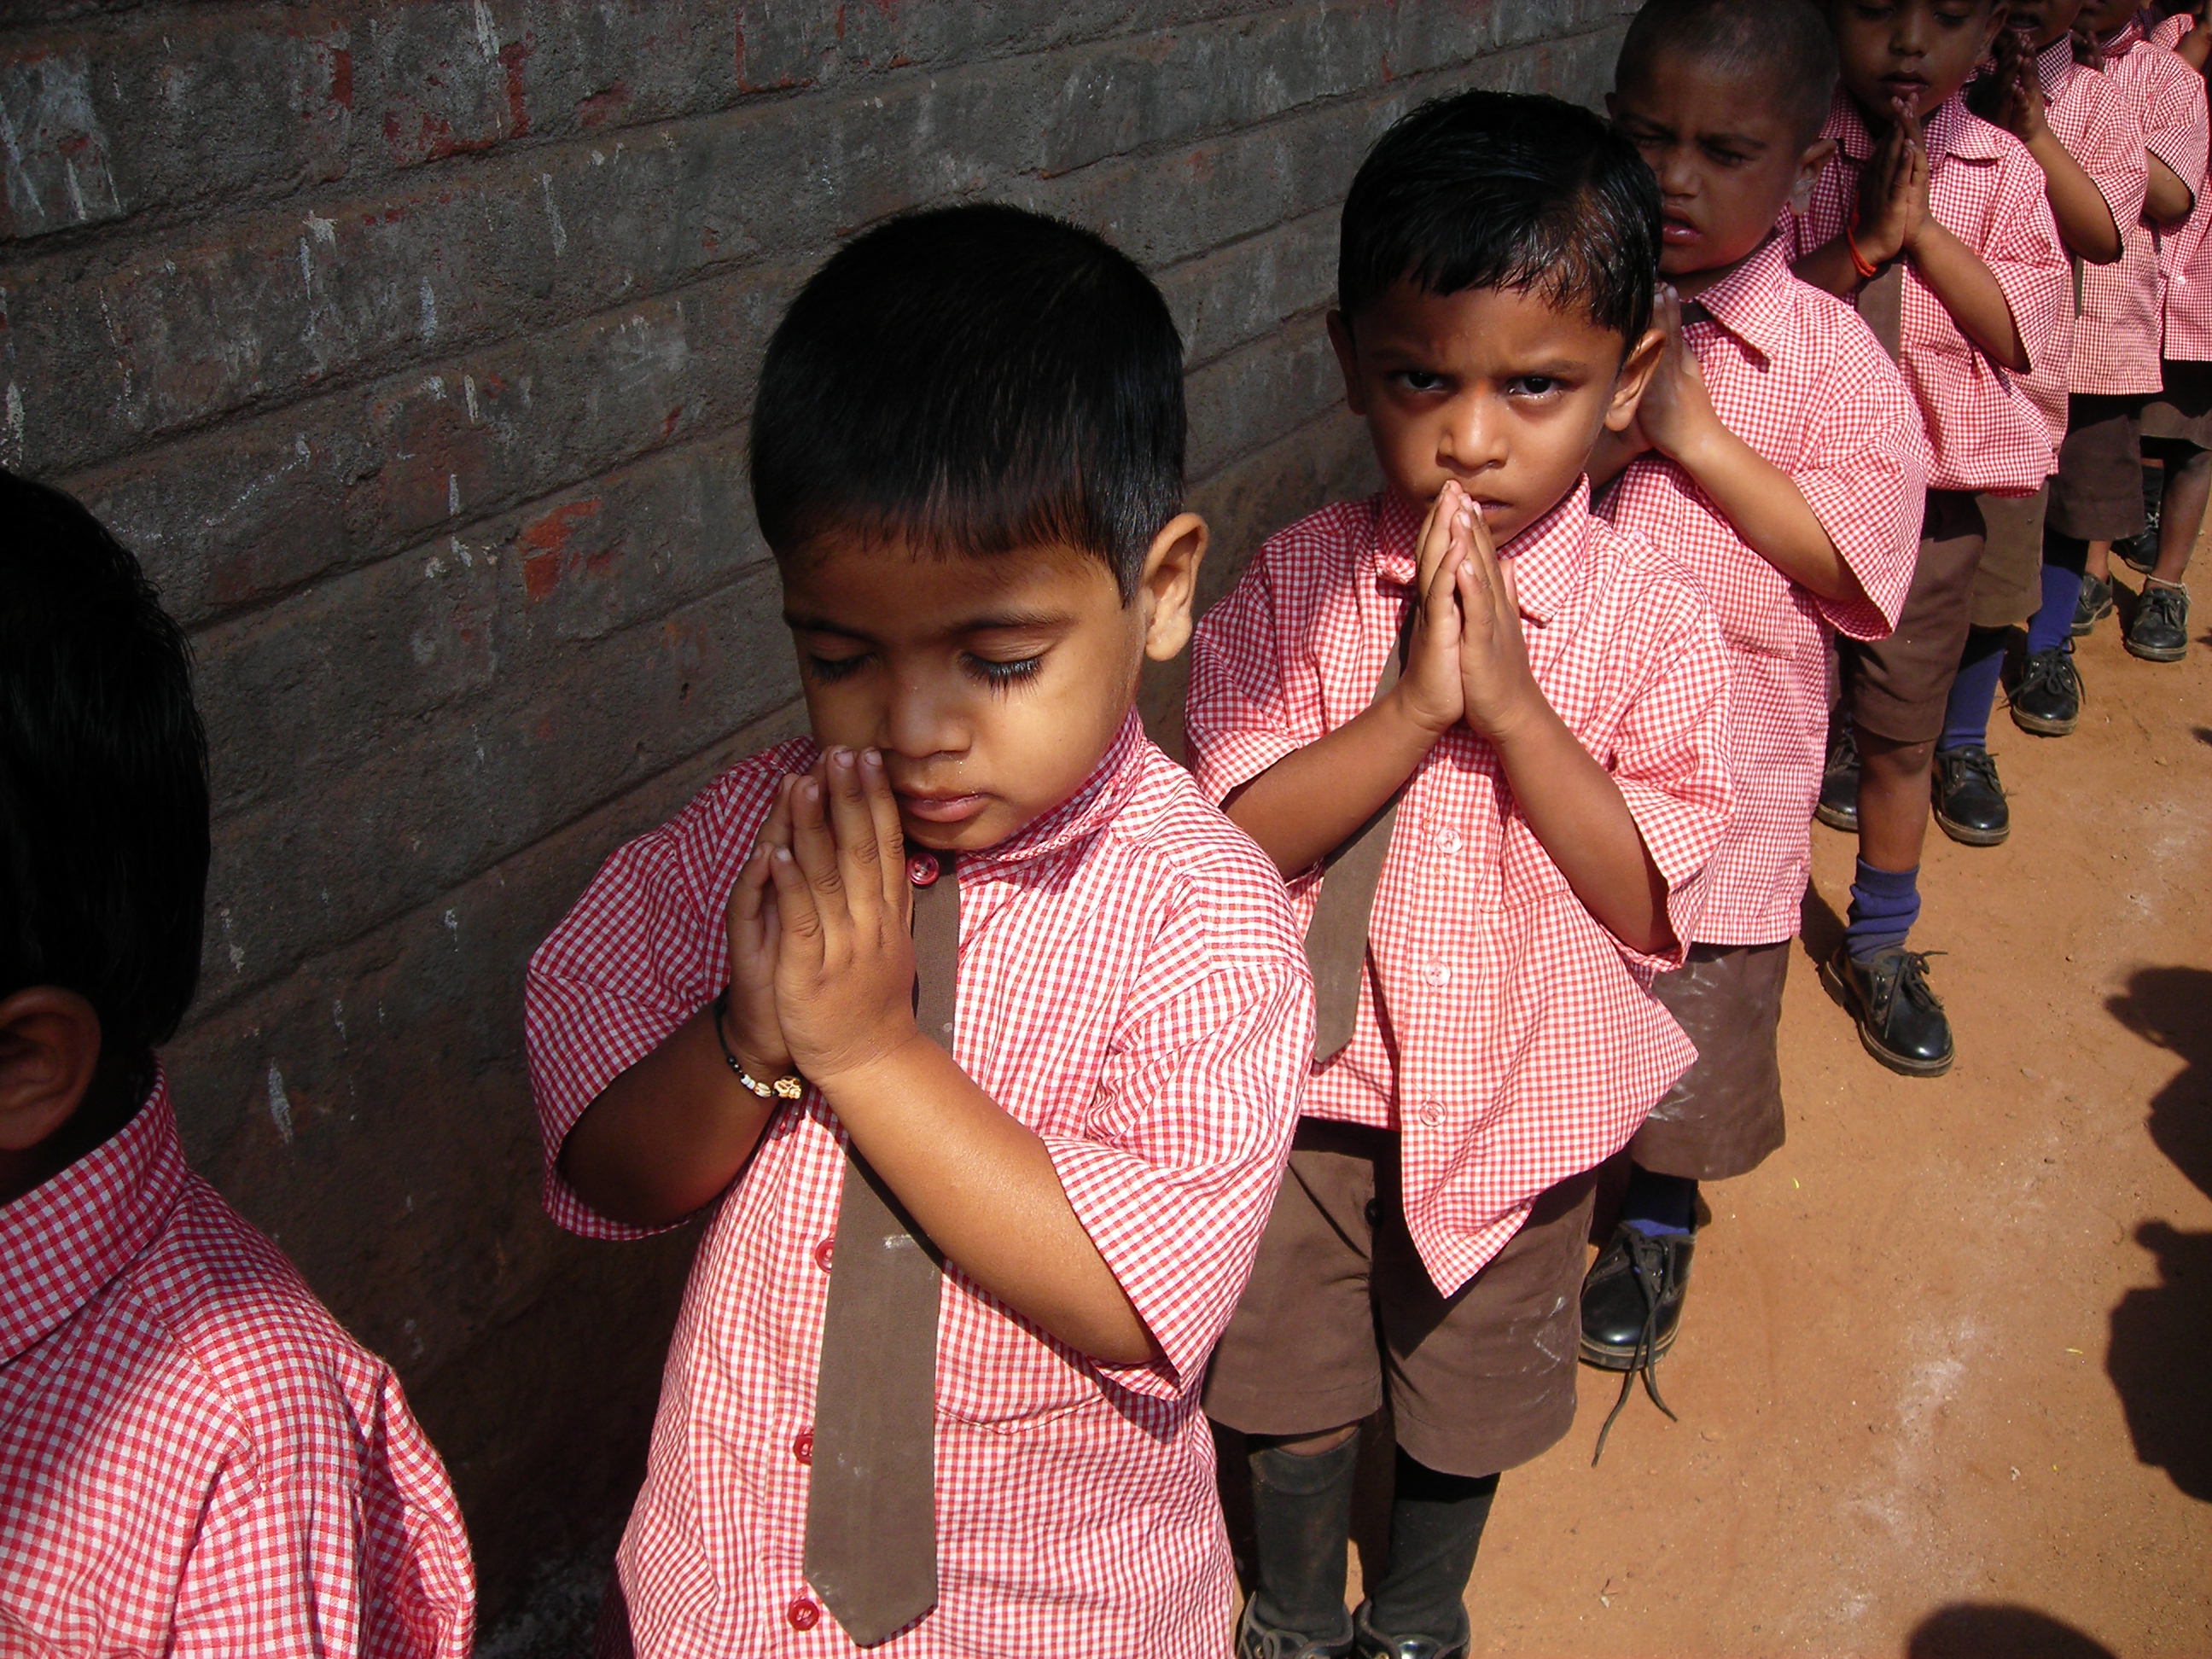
[0, 470, 209, 1100]
[1337, 90, 1661, 347]
[750, 203, 1186, 602]
[1616, 0, 1839, 148]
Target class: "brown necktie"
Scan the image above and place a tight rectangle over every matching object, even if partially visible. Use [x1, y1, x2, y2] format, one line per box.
[803, 852, 955, 1647]
[1859, 259, 1905, 361]
[1303, 602, 1412, 1061]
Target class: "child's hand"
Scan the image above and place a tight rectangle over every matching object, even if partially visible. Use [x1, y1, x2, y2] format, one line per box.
[1858, 99, 1930, 265]
[1389, 481, 1473, 737]
[1628, 286, 1720, 465]
[723, 785, 796, 1080]
[760, 747, 921, 1087]
[1449, 492, 1547, 746]
[1985, 31, 2046, 143]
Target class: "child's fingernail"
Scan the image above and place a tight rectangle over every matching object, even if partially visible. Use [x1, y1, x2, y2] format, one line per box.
[832, 748, 855, 769]
[804, 779, 821, 800]
[861, 748, 883, 770]
[775, 846, 794, 863]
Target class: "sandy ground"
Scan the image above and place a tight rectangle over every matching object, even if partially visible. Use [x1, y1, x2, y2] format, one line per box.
[1392, 591, 2212, 1656]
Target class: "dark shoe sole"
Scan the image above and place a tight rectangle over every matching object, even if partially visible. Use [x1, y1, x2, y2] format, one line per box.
[1814, 800, 1860, 832]
[1932, 807, 2008, 847]
[2125, 635, 2187, 663]
[2070, 601, 2113, 637]
[2009, 704, 2078, 737]
[1819, 958, 1956, 1077]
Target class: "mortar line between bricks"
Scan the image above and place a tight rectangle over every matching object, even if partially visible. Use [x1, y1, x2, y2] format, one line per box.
[12, 17, 1630, 479]
[181, 693, 808, 1031]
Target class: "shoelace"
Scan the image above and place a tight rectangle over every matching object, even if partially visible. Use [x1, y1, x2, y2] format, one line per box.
[2139, 583, 2187, 630]
[1942, 748, 2002, 793]
[2011, 649, 2084, 710]
[1876, 948, 1946, 1018]
[1591, 1231, 1680, 1465]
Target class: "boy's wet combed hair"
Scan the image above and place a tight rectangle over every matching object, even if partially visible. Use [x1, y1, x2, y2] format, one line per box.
[1616, 0, 1838, 147]
[1337, 90, 1662, 348]
[750, 203, 1187, 602]
[0, 470, 209, 1100]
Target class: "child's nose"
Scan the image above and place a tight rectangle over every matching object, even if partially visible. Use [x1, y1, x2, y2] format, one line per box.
[1437, 398, 1507, 473]
[882, 677, 967, 761]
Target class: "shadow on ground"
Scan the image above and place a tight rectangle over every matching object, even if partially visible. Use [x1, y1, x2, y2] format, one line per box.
[2103, 965, 2212, 1504]
[1905, 1603, 2117, 1656]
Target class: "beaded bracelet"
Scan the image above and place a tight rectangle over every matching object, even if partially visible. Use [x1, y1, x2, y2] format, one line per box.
[712, 989, 805, 1099]
[1846, 212, 1885, 282]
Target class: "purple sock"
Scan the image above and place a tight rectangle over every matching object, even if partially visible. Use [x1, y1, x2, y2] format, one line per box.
[1844, 859, 1920, 959]
[2024, 562, 2081, 655]
[1940, 628, 2008, 751]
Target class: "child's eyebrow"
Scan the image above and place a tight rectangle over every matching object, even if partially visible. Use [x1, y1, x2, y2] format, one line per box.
[782, 610, 870, 637]
[953, 608, 1080, 634]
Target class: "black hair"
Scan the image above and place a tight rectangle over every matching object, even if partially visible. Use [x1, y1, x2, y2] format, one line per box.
[1337, 90, 1662, 349]
[0, 469, 209, 1102]
[1616, 0, 1840, 147]
[750, 203, 1187, 603]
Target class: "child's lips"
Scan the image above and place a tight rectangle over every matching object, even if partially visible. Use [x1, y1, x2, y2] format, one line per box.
[897, 790, 988, 824]
[1662, 217, 1702, 244]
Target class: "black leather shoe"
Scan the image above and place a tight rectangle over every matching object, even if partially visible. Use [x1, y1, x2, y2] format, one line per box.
[2070, 572, 2113, 637]
[2126, 581, 2190, 662]
[1824, 943, 1953, 1076]
[2009, 645, 2081, 736]
[1237, 1604, 1353, 1659]
[1815, 721, 1860, 831]
[1931, 745, 2008, 846]
[1579, 1224, 1691, 1462]
[1351, 1604, 1468, 1659]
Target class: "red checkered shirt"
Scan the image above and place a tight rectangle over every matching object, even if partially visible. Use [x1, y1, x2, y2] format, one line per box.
[526, 714, 1311, 1657]
[1185, 482, 1733, 1295]
[2114, 17, 2212, 361]
[2075, 24, 2188, 390]
[2006, 38, 2151, 408]
[1600, 236, 1925, 946]
[1784, 90, 2068, 492]
[0, 1076, 475, 1658]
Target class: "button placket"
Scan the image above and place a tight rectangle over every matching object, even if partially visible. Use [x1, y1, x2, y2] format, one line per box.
[786, 1597, 822, 1631]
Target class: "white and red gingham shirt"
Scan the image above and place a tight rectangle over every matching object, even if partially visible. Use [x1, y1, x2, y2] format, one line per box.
[527, 715, 1311, 1658]
[0, 1076, 475, 1658]
[1601, 236, 1925, 946]
[2117, 16, 2212, 361]
[1185, 483, 1733, 1295]
[1785, 90, 2068, 492]
[2005, 37, 2151, 410]
[2076, 21, 2191, 389]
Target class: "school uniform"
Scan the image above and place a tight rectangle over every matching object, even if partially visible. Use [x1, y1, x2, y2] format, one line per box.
[2110, 17, 2212, 449]
[0, 1076, 476, 1658]
[1598, 236, 1924, 1179]
[526, 714, 1312, 1657]
[1186, 481, 1732, 1476]
[1785, 90, 2069, 744]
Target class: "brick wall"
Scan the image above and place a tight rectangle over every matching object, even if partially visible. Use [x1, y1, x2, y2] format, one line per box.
[0, 1, 1634, 1645]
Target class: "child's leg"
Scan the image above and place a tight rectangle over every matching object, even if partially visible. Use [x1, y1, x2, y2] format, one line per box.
[1936, 486, 2043, 845]
[2131, 438, 2206, 662]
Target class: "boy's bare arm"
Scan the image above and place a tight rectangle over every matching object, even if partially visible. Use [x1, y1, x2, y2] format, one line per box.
[2146, 151, 2196, 224]
[1633, 289, 1868, 605]
[1986, 35, 2122, 263]
[1224, 489, 1471, 876]
[761, 754, 1156, 1366]
[1447, 489, 1674, 956]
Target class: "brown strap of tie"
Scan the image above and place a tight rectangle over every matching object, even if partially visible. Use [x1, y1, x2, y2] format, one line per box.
[802, 853, 955, 1647]
[1859, 259, 1905, 362]
[1303, 603, 1413, 1062]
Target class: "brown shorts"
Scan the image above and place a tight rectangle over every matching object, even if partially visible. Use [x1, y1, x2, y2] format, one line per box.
[1970, 486, 2047, 631]
[1629, 940, 1790, 1181]
[1845, 489, 1985, 744]
[2143, 359, 2212, 450]
[2047, 394, 2147, 542]
[1203, 1119, 1598, 1479]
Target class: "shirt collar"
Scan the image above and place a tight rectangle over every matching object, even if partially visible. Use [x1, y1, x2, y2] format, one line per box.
[1372, 480, 1592, 626]
[2102, 15, 2146, 55]
[960, 708, 1146, 875]
[2035, 33, 2081, 99]
[1828, 89, 2000, 166]
[0, 1072, 185, 1366]
[1679, 234, 1796, 364]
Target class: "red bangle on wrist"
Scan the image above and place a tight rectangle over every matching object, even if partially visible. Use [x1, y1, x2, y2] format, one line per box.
[1846, 214, 1884, 281]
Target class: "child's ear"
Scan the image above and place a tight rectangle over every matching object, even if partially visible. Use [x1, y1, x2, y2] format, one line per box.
[1137, 512, 1208, 662]
[0, 987, 102, 1156]
[1605, 326, 1668, 434]
[1790, 135, 1837, 215]
[1325, 309, 1370, 417]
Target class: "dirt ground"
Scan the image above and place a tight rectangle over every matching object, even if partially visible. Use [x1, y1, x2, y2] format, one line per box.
[1375, 591, 2212, 1655]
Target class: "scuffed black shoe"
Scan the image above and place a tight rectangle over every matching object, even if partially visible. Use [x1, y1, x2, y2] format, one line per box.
[2070, 572, 2113, 637]
[2126, 581, 2191, 662]
[1815, 722, 1860, 832]
[1931, 745, 2009, 847]
[1824, 943, 1953, 1077]
[2009, 645, 2081, 736]
[1580, 1224, 1691, 1463]
[1351, 1603, 1469, 1659]
[2116, 536, 2158, 576]
[1237, 1602, 1354, 1659]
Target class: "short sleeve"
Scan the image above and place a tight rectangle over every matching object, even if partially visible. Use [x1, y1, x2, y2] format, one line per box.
[1043, 888, 1312, 1400]
[1185, 550, 1323, 808]
[525, 755, 790, 1237]
[1985, 152, 2071, 381]
[2143, 55, 2210, 190]
[2075, 72, 2150, 240]
[1794, 318, 1930, 640]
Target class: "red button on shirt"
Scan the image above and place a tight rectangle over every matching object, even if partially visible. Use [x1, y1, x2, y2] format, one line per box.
[793, 1429, 813, 1465]
[787, 1598, 821, 1631]
[811, 1238, 834, 1273]
[906, 853, 940, 888]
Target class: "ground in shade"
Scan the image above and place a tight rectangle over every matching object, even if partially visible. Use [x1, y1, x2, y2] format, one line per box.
[1417, 591, 2212, 1655]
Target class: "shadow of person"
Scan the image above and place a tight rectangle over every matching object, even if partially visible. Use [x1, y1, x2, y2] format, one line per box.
[1799, 879, 1846, 974]
[1905, 1603, 2117, 1657]
[2108, 1220, 2212, 1502]
[2106, 965, 2212, 1200]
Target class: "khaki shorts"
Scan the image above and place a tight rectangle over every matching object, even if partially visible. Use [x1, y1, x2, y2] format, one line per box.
[2143, 358, 2212, 450]
[1203, 1119, 1598, 1479]
[1630, 940, 1790, 1181]
[2048, 393, 2147, 543]
[1970, 486, 2048, 631]
[1846, 489, 1986, 744]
